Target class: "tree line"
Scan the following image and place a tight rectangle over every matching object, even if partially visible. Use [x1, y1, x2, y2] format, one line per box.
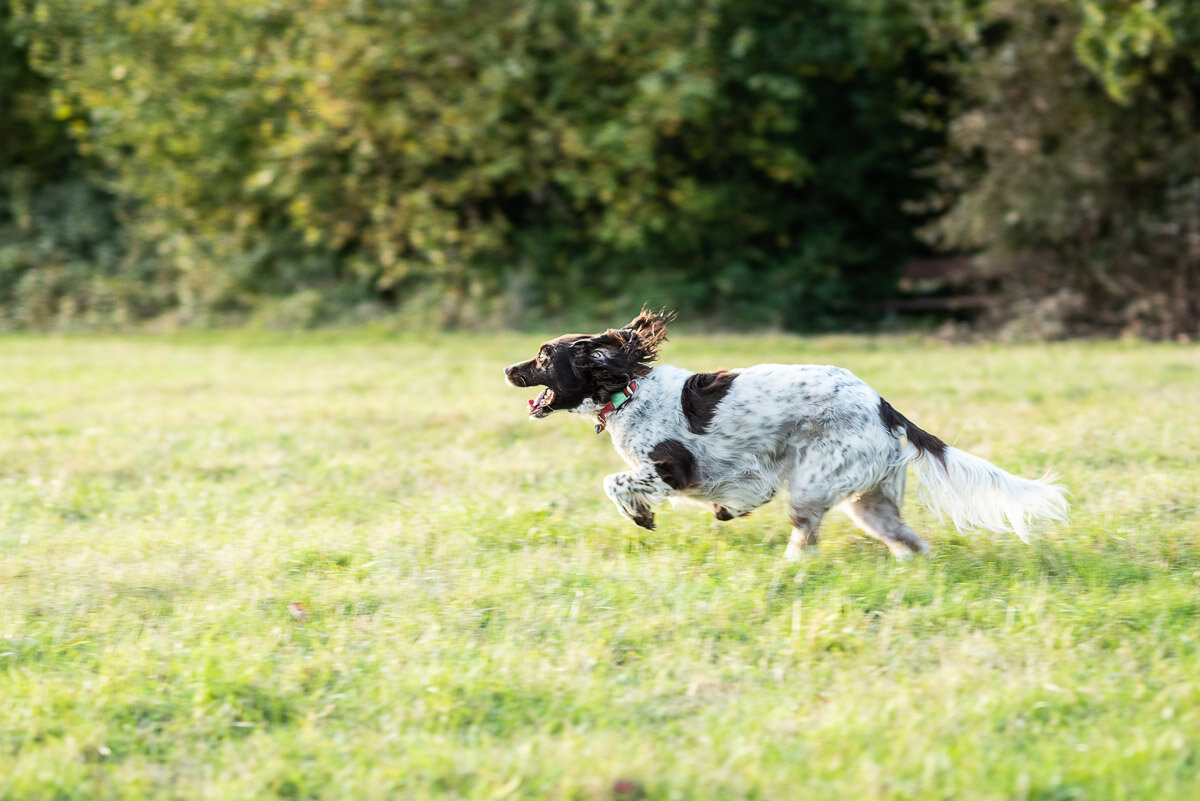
[2, 0, 1198, 336]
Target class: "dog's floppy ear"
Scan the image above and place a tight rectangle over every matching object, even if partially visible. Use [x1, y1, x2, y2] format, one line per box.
[587, 333, 630, 369]
[571, 329, 644, 390]
[618, 306, 673, 365]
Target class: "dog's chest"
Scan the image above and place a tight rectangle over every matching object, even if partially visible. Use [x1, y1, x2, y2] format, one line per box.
[608, 416, 657, 469]
[606, 395, 682, 470]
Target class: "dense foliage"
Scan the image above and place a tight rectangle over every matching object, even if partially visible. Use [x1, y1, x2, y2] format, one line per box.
[2, 0, 1199, 335]
[1, 3, 138, 329]
[3, 0, 945, 329]
[926, 0, 1200, 338]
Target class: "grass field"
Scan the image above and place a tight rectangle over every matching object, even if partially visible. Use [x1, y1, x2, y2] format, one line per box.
[1, 330, 1198, 800]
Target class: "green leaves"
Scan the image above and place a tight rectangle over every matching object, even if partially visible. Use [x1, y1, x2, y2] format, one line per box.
[3, 0, 943, 328]
[1075, 0, 1173, 104]
[926, 0, 1200, 339]
[5, 0, 1197, 334]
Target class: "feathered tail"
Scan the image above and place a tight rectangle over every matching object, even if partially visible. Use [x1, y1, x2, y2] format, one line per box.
[911, 446, 1069, 542]
[879, 398, 1068, 541]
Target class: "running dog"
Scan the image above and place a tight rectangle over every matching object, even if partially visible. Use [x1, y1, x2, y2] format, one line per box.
[503, 309, 1067, 558]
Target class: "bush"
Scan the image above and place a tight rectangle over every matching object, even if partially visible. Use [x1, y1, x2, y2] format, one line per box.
[9, 0, 944, 329]
[1, 3, 171, 330]
[924, 0, 1200, 339]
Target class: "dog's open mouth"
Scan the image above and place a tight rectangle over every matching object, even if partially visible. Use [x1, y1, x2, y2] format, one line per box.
[528, 388, 555, 418]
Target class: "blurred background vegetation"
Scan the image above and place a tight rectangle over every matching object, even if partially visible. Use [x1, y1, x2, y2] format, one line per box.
[2, 0, 1198, 336]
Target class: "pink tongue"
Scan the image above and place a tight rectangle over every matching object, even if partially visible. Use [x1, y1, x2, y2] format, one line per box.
[528, 398, 535, 407]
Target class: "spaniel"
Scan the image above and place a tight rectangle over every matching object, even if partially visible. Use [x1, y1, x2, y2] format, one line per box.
[504, 309, 1067, 558]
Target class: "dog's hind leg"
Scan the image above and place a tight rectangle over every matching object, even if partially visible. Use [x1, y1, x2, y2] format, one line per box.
[784, 502, 829, 561]
[783, 443, 907, 560]
[878, 464, 907, 511]
[839, 487, 929, 557]
[783, 449, 861, 559]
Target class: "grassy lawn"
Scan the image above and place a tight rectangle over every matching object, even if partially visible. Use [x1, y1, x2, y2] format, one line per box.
[1, 330, 1198, 800]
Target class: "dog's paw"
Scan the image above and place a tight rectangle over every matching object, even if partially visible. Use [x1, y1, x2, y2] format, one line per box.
[783, 541, 819, 562]
[712, 504, 752, 521]
[784, 538, 821, 562]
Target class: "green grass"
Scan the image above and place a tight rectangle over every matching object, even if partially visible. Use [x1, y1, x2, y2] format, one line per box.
[1, 330, 1198, 800]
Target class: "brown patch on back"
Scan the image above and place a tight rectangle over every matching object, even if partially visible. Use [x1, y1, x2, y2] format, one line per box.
[878, 398, 947, 464]
[681, 370, 739, 434]
[648, 439, 700, 491]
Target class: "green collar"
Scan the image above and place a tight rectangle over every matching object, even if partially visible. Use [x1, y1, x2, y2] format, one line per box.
[594, 380, 639, 433]
[609, 387, 634, 410]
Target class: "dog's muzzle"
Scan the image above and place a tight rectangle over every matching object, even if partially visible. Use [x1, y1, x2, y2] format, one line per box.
[504, 363, 528, 387]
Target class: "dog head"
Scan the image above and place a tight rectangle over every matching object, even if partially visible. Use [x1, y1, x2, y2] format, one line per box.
[504, 308, 672, 418]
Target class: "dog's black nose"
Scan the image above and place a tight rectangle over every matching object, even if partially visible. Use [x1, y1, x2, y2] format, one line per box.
[503, 365, 512, 377]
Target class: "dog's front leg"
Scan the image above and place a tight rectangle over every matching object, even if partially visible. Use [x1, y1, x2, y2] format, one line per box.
[603, 470, 670, 530]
